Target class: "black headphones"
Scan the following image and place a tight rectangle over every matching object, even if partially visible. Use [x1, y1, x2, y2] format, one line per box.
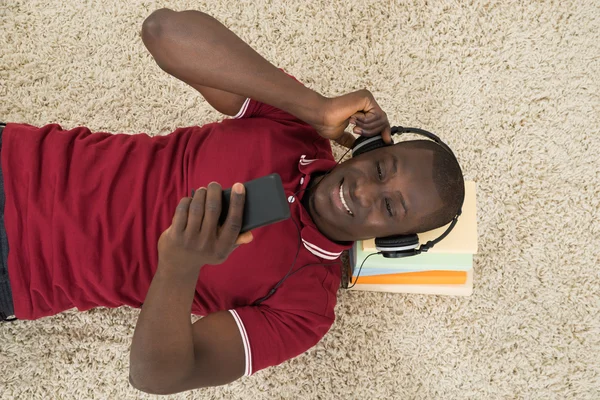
[351, 126, 463, 259]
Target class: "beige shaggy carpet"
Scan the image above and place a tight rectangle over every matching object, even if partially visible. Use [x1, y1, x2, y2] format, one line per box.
[1, 0, 599, 399]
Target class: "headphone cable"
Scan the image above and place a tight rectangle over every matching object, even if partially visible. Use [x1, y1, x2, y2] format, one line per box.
[252, 146, 354, 305]
[346, 251, 381, 289]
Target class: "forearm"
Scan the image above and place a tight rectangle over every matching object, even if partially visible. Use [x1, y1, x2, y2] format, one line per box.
[129, 263, 201, 393]
[142, 9, 326, 125]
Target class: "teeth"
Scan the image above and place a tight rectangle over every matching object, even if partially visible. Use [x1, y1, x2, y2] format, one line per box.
[339, 183, 353, 215]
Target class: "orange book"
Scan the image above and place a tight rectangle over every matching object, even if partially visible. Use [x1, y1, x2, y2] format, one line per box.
[349, 269, 474, 296]
[351, 270, 467, 285]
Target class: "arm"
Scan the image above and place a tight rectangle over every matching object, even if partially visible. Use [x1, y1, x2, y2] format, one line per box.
[141, 8, 392, 145]
[130, 183, 253, 394]
[184, 85, 246, 117]
[129, 266, 245, 393]
[141, 8, 324, 122]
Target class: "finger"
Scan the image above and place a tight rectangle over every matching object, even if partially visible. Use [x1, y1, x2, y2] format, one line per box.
[351, 113, 385, 132]
[353, 122, 386, 136]
[234, 231, 254, 246]
[187, 187, 207, 233]
[353, 117, 386, 131]
[334, 131, 357, 149]
[172, 197, 192, 233]
[354, 122, 389, 137]
[219, 183, 246, 245]
[381, 124, 393, 145]
[354, 113, 379, 124]
[349, 112, 367, 124]
[199, 182, 222, 242]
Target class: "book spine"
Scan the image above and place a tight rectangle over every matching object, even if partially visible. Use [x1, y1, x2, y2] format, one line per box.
[352, 270, 467, 285]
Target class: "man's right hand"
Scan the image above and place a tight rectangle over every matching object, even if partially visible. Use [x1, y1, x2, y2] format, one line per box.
[157, 182, 253, 276]
[313, 89, 392, 148]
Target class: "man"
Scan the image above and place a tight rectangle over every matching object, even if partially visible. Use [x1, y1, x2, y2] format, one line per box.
[0, 8, 464, 395]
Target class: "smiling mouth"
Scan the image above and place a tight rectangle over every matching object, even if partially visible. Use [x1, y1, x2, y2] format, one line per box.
[339, 180, 353, 216]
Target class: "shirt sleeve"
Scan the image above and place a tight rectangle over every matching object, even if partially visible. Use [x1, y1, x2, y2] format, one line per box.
[228, 266, 341, 375]
[232, 71, 308, 122]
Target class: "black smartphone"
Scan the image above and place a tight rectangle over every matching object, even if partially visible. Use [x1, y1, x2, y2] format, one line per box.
[191, 173, 291, 233]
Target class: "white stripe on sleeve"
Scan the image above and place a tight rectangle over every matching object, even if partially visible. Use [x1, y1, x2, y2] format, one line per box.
[302, 239, 342, 260]
[233, 98, 251, 119]
[228, 309, 253, 376]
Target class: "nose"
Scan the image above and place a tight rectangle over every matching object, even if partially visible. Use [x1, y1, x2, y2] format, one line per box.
[353, 177, 379, 209]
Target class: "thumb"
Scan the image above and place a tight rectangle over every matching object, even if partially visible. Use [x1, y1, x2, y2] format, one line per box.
[334, 131, 357, 149]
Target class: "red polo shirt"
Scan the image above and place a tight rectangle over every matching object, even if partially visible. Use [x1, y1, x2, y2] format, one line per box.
[2, 92, 353, 374]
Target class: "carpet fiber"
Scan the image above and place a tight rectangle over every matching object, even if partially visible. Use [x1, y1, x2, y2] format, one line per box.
[1, 0, 599, 399]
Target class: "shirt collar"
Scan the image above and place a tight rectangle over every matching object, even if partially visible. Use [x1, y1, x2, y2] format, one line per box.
[295, 155, 354, 259]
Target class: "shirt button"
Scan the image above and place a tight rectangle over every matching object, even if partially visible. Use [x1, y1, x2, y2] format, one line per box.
[287, 195, 295, 203]
[300, 177, 305, 185]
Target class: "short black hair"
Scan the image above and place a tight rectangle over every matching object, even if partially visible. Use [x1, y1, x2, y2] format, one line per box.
[397, 140, 465, 234]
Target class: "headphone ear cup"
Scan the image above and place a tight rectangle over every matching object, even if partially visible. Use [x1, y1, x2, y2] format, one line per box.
[375, 235, 419, 258]
[352, 135, 388, 157]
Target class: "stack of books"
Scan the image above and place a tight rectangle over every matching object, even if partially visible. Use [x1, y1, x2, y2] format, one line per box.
[348, 181, 477, 296]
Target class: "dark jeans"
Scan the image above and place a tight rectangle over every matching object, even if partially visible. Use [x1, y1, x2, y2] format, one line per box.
[0, 123, 16, 321]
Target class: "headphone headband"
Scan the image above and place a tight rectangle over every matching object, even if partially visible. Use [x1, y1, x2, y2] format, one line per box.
[390, 126, 458, 160]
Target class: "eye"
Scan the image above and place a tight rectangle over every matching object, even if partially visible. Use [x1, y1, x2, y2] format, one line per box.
[376, 162, 383, 180]
[385, 199, 393, 217]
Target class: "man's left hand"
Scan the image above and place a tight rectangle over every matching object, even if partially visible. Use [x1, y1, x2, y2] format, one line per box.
[312, 89, 392, 148]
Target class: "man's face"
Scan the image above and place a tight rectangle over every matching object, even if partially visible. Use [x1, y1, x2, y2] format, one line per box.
[307, 144, 444, 242]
